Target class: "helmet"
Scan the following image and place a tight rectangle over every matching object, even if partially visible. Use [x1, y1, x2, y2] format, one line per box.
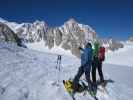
[86, 42, 92, 48]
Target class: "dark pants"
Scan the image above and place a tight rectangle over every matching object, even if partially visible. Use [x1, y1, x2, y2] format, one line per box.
[73, 65, 92, 91]
[92, 58, 104, 83]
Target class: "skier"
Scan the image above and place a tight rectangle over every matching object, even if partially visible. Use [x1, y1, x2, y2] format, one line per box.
[92, 40, 105, 86]
[73, 42, 94, 94]
[98, 46, 105, 84]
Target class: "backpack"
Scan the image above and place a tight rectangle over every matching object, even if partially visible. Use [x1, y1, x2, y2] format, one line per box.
[63, 80, 87, 93]
[98, 46, 105, 61]
[93, 41, 100, 58]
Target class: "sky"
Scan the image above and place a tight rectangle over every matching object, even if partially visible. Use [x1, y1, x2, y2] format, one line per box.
[0, 0, 133, 40]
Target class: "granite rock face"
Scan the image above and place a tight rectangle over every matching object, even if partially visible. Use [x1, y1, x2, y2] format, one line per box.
[0, 18, 97, 57]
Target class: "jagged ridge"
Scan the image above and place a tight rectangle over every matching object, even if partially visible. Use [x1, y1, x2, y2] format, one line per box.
[0, 18, 96, 57]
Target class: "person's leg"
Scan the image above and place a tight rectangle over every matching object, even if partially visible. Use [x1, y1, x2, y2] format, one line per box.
[97, 61, 104, 82]
[92, 61, 96, 83]
[84, 64, 97, 96]
[84, 65, 92, 90]
[73, 66, 84, 91]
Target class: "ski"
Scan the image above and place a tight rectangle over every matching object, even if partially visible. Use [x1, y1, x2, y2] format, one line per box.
[86, 88, 98, 100]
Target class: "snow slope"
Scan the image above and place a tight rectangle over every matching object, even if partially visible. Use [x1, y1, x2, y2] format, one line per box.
[105, 42, 133, 67]
[0, 42, 133, 100]
[26, 40, 133, 67]
[26, 40, 72, 56]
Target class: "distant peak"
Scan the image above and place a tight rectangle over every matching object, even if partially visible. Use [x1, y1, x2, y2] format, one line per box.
[0, 17, 4, 20]
[0, 17, 7, 22]
[65, 17, 78, 24]
[34, 20, 44, 23]
[69, 17, 77, 22]
[33, 20, 48, 26]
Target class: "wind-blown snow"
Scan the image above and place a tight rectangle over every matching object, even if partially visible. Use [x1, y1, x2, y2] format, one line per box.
[0, 42, 133, 100]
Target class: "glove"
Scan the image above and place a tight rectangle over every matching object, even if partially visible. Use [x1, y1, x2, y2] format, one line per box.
[78, 47, 82, 50]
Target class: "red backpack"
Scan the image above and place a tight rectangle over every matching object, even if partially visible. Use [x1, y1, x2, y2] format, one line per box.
[98, 46, 105, 61]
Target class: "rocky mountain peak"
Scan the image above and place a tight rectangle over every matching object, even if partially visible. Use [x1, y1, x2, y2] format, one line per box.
[0, 17, 97, 57]
[65, 17, 78, 24]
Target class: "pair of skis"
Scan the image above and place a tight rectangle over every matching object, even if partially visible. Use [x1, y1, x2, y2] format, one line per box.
[69, 89, 98, 100]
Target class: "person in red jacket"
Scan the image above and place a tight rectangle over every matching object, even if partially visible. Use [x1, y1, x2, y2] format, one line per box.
[98, 46, 105, 83]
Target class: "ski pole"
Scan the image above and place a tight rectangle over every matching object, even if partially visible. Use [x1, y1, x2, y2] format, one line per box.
[56, 55, 62, 86]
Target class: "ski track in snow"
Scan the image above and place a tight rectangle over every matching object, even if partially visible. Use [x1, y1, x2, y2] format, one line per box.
[0, 42, 133, 100]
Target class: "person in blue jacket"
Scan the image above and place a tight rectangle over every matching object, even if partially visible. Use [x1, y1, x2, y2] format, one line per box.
[73, 42, 93, 93]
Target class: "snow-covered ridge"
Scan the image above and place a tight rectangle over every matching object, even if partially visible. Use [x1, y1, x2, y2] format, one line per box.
[0, 21, 21, 44]
[0, 17, 96, 57]
[0, 17, 96, 42]
[0, 17, 126, 58]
